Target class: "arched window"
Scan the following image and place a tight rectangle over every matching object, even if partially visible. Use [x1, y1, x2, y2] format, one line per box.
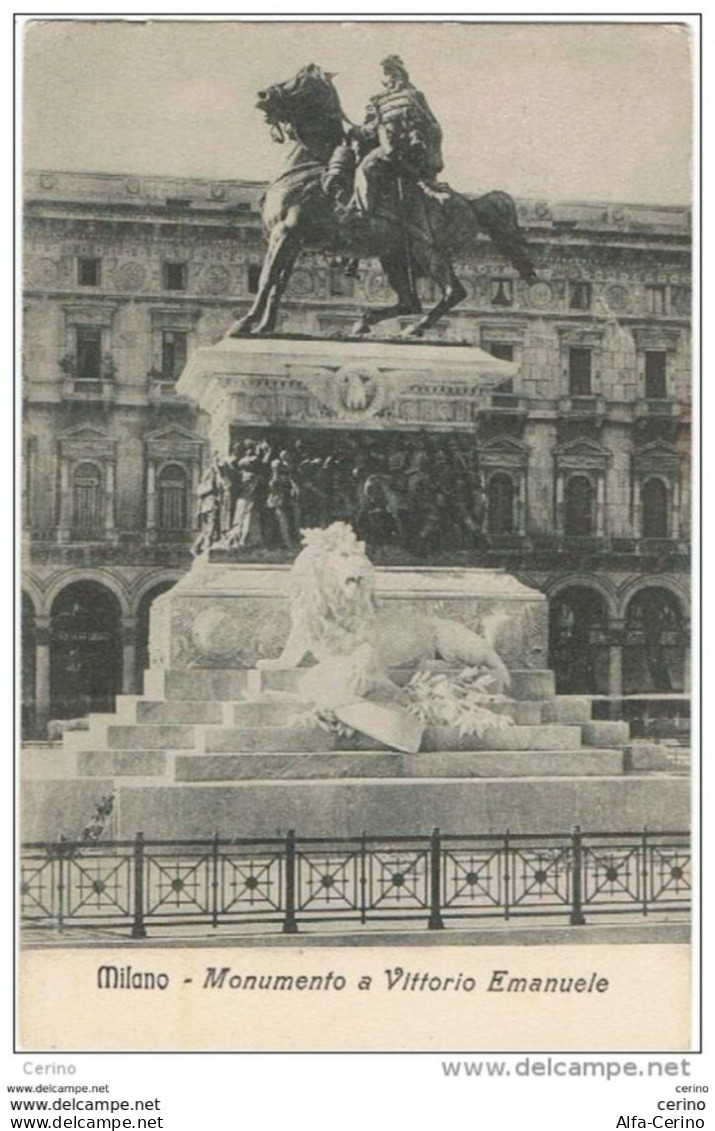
[642, 477, 669, 539]
[565, 474, 594, 536]
[158, 464, 187, 530]
[72, 462, 103, 535]
[50, 581, 122, 719]
[624, 587, 685, 693]
[549, 586, 609, 694]
[487, 473, 515, 535]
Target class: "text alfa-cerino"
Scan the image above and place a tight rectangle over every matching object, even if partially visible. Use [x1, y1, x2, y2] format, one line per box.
[96, 965, 610, 994]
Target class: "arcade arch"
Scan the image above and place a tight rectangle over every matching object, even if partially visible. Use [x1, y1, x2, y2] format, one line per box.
[21, 592, 36, 738]
[548, 584, 609, 694]
[49, 581, 122, 720]
[623, 586, 687, 694]
[135, 580, 178, 685]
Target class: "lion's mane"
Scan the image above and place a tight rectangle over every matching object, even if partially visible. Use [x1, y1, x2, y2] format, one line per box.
[288, 523, 379, 658]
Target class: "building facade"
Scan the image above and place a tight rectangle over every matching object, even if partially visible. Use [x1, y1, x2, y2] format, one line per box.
[22, 170, 691, 736]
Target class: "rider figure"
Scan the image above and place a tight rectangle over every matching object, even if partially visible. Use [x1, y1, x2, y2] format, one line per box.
[324, 56, 449, 215]
[355, 54, 448, 213]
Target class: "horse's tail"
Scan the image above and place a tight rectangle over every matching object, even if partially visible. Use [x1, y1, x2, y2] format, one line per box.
[470, 191, 538, 284]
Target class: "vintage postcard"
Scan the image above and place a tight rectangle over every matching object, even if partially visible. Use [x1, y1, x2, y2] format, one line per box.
[17, 16, 697, 1054]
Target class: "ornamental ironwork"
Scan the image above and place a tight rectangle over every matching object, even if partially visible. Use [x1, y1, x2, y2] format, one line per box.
[20, 827, 690, 938]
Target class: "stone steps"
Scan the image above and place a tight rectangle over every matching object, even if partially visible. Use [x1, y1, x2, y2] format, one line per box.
[202, 722, 585, 754]
[135, 699, 225, 725]
[144, 668, 251, 701]
[541, 696, 592, 724]
[115, 695, 549, 728]
[581, 720, 631, 746]
[173, 748, 625, 782]
[81, 719, 593, 758]
[106, 724, 197, 750]
[142, 666, 557, 703]
[78, 750, 169, 778]
[76, 747, 625, 781]
[63, 682, 623, 760]
[42, 661, 648, 847]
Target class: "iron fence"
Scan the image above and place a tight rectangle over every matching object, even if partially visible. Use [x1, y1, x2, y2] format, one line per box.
[20, 827, 691, 938]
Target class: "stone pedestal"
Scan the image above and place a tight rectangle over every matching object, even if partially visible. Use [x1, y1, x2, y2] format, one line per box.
[176, 336, 517, 454]
[21, 337, 688, 848]
[149, 559, 548, 673]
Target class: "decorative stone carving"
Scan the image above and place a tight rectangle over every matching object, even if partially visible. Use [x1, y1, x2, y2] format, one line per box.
[337, 365, 385, 418]
[528, 281, 553, 308]
[178, 338, 517, 442]
[285, 269, 315, 297]
[606, 284, 630, 312]
[30, 258, 60, 287]
[203, 266, 232, 295]
[116, 262, 147, 291]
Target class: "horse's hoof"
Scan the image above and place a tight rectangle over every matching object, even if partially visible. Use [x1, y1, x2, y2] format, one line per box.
[400, 322, 426, 339]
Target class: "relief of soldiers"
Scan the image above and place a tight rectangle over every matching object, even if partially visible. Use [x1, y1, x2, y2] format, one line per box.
[192, 455, 222, 556]
[266, 449, 301, 548]
[193, 430, 490, 559]
[216, 444, 242, 533]
[221, 439, 268, 549]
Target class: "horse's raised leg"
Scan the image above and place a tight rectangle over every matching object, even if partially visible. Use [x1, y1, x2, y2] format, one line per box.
[352, 254, 422, 336]
[401, 259, 466, 337]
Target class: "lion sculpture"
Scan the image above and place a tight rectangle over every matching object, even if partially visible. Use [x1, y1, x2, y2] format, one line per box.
[258, 524, 511, 724]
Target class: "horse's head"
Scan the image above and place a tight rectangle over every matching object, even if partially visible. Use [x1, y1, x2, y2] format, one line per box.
[255, 64, 345, 155]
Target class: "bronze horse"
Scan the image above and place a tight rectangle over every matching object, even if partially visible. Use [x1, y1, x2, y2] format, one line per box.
[227, 64, 538, 339]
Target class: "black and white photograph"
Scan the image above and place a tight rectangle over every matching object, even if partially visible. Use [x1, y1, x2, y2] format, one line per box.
[16, 16, 696, 1054]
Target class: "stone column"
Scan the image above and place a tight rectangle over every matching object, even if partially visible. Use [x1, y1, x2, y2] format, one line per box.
[24, 437, 37, 532]
[671, 478, 681, 539]
[517, 472, 526, 536]
[607, 620, 625, 716]
[190, 462, 201, 532]
[35, 617, 51, 737]
[555, 472, 564, 535]
[633, 478, 642, 540]
[121, 619, 139, 695]
[596, 474, 606, 537]
[145, 461, 157, 544]
[58, 459, 71, 542]
[105, 461, 116, 539]
[682, 619, 690, 694]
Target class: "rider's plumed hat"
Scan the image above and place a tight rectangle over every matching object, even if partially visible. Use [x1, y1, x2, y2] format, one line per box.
[380, 54, 409, 80]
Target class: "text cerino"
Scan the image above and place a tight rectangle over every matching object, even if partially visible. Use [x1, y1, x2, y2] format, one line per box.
[617, 1118, 704, 1129]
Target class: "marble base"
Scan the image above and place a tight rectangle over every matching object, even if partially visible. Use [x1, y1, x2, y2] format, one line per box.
[149, 559, 549, 672]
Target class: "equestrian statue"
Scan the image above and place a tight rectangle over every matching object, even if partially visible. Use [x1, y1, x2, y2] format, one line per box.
[226, 57, 538, 340]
